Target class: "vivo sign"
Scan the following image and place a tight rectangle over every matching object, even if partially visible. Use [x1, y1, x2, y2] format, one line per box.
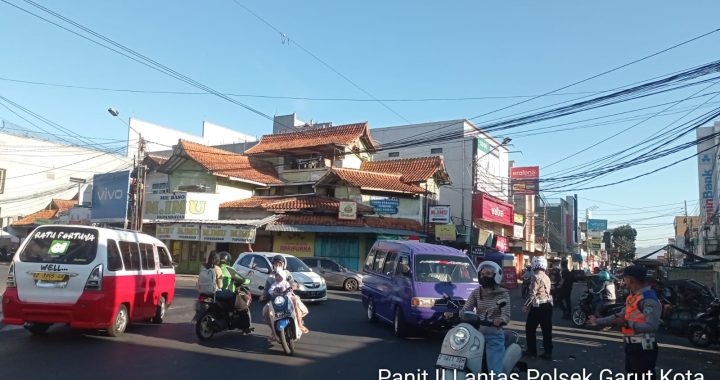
[91, 171, 130, 222]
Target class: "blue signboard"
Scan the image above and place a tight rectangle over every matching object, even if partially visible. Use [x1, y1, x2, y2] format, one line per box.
[587, 219, 608, 231]
[369, 198, 400, 215]
[91, 170, 130, 222]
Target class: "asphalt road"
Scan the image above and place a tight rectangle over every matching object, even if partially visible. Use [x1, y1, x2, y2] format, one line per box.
[1, 262, 718, 380]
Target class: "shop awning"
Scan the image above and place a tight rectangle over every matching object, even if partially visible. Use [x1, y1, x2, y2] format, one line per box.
[265, 223, 425, 237]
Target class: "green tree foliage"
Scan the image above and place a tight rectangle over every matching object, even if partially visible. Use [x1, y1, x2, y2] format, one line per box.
[612, 224, 638, 260]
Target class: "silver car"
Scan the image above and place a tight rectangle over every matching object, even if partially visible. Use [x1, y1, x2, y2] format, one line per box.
[300, 257, 363, 291]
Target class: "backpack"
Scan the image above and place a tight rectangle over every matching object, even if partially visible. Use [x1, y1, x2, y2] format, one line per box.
[197, 266, 218, 294]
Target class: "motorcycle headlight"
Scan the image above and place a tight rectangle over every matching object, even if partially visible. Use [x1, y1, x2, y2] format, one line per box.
[273, 296, 286, 307]
[449, 327, 470, 351]
[469, 337, 482, 352]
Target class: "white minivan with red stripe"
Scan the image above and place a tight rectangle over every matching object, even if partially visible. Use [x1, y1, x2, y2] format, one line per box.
[2, 225, 176, 336]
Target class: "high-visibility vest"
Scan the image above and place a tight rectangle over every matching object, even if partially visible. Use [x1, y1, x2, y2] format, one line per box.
[220, 264, 235, 292]
[621, 290, 658, 336]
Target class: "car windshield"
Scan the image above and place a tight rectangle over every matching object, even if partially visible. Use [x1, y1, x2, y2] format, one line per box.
[285, 256, 311, 272]
[414, 254, 475, 283]
[19, 227, 99, 265]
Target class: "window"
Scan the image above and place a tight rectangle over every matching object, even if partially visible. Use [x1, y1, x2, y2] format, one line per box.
[320, 259, 340, 272]
[238, 255, 253, 268]
[152, 183, 168, 194]
[364, 249, 376, 270]
[158, 246, 173, 268]
[19, 227, 98, 264]
[252, 255, 271, 273]
[107, 239, 124, 271]
[413, 254, 475, 283]
[303, 258, 319, 268]
[388, 152, 400, 158]
[382, 251, 398, 276]
[0, 168, 5, 194]
[397, 255, 410, 275]
[431, 148, 443, 154]
[372, 250, 388, 272]
[118, 241, 141, 271]
[139, 243, 155, 270]
[285, 256, 311, 272]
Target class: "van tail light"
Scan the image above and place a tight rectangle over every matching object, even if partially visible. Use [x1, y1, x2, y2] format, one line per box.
[6, 262, 16, 288]
[85, 264, 103, 291]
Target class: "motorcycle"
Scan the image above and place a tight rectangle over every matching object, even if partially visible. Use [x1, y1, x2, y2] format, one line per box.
[193, 277, 254, 341]
[687, 298, 720, 348]
[271, 290, 303, 356]
[436, 296, 526, 377]
[571, 291, 625, 327]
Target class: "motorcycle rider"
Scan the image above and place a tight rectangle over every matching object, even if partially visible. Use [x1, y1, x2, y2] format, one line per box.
[460, 261, 511, 375]
[591, 270, 616, 316]
[261, 255, 309, 343]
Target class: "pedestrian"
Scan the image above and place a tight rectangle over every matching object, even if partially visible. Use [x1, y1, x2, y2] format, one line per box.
[550, 266, 563, 310]
[590, 265, 661, 379]
[523, 256, 554, 360]
[560, 259, 573, 319]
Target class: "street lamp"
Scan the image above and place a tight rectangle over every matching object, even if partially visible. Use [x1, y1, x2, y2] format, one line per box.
[108, 107, 145, 232]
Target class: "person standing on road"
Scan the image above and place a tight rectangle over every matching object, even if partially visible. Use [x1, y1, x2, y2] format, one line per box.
[590, 265, 661, 379]
[560, 260, 573, 319]
[523, 256, 554, 360]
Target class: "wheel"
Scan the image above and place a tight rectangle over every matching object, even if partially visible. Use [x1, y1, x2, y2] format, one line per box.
[343, 278, 359, 292]
[107, 305, 129, 337]
[393, 306, 409, 338]
[366, 298, 377, 323]
[25, 322, 51, 335]
[195, 312, 215, 341]
[151, 296, 167, 324]
[572, 309, 586, 327]
[688, 326, 711, 347]
[278, 325, 294, 355]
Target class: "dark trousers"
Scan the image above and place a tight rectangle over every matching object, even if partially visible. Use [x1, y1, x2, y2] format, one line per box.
[525, 303, 553, 354]
[625, 342, 658, 378]
[560, 290, 572, 316]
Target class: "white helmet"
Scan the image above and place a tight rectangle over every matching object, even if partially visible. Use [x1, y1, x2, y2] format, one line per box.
[477, 261, 503, 284]
[531, 256, 548, 271]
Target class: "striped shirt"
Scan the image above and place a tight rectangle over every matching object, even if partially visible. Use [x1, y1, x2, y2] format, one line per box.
[461, 286, 511, 327]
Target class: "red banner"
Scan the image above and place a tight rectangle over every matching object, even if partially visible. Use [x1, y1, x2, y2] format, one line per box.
[473, 192, 514, 226]
[495, 236, 509, 252]
[511, 166, 539, 179]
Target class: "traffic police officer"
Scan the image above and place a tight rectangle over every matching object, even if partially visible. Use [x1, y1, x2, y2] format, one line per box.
[590, 265, 661, 378]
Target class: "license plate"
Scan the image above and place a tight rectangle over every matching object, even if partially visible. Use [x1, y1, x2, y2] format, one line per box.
[32, 272, 66, 282]
[436, 354, 466, 370]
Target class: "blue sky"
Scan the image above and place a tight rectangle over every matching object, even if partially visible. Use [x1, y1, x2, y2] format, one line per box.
[1, 0, 719, 246]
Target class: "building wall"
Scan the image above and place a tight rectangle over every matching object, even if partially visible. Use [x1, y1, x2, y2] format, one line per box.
[371, 120, 508, 242]
[0, 131, 131, 221]
[168, 160, 217, 192]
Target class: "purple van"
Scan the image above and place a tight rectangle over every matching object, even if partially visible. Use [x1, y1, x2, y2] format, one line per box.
[361, 241, 478, 337]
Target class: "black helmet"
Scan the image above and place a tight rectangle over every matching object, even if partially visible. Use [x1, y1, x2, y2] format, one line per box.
[272, 255, 285, 266]
[622, 265, 648, 281]
[218, 251, 231, 264]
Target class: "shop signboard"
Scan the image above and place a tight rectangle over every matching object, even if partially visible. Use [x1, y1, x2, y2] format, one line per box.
[369, 198, 399, 215]
[156, 223, 256, 243]
[513, 225, 524, 239]
[144, 192, 219, 221]
[495, 236, 509, 252]
[91, 170, 130, 222]
[338, 201, 358, 220]
[510, 166, 539, 195]
[435, 224, 457, 241]
[697, 126, 717, 223]
[429, 205, 451, 224]
[273, 233, 315, 256]
[502, 267, 518, 289]
[472, 192, 514, 226]
[514, 213, 524, 225]
[587, 219, 608, 231]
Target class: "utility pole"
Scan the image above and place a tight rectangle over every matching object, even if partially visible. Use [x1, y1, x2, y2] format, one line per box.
[133, 134, 146, 231]
[543, 199, 549, 255]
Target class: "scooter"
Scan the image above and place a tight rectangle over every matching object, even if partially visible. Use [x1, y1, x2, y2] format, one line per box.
[571, 291, 625, 327]
[193, 277, 254, 341]
[271, 290, 303, 355]
[687, 298, 720, 348]
[436, 296, 526, 377]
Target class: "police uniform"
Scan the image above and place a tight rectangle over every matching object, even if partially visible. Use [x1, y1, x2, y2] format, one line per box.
[597, 266, 661, 378]
[524, 269, 554, 358]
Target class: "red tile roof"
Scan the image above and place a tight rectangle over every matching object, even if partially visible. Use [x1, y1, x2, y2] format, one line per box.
[330, 168, 425, 194]
[13, 209, 59, 226]
[177, 140, 282, 185]
[360, 156, 448, 183]
[272, 214, 424, 232]
[51, 199, 78, 210]
[244, 122, 377, 155]
[220, 196, 374, 213]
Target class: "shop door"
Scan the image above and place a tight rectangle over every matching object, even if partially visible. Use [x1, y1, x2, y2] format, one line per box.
[314, 236, 360, 271]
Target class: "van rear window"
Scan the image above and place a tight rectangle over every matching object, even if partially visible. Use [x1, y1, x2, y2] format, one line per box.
[19, 227, 98, 264]
[414, 255, 475, 283]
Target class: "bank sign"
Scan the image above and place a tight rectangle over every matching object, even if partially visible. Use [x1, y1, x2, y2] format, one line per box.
[91, 170, 130, 222]
[697, 126, 717, 223]
[144, 192, 219, 221]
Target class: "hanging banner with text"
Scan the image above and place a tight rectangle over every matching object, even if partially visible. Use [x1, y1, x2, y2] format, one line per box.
[156, 223, 256, 243]
[429, 205, 451, 224]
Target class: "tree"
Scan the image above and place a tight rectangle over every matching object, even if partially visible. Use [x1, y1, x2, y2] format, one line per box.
[612, 224, 637, 261]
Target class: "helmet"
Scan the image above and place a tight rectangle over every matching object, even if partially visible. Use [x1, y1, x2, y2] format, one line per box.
[622, 265, 648, 281]
[598, 270, 611, 282]
[477, 261, 503, 284]
[531, 256, 548, 271]
[271, 255, 286, 268]
[218, 251, 231, 264]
